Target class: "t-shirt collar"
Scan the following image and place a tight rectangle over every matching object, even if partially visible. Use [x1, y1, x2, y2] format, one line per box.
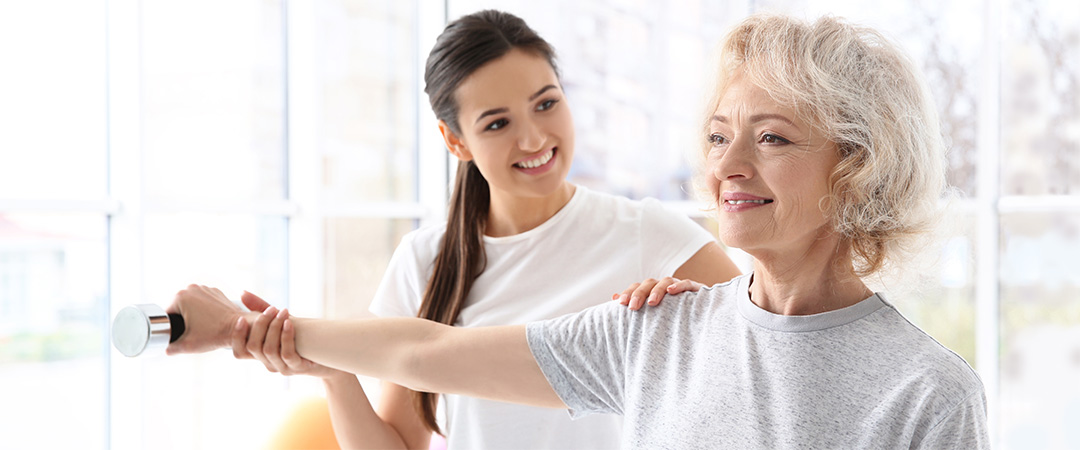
[735, 272, 886, 333]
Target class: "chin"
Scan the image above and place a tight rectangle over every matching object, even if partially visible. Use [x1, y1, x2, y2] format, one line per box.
[717, 222, 770, 249]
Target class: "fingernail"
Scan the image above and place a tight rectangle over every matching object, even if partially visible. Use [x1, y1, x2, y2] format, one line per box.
[277, 308, 287, 319]
[264, 306, 277, 316]
[235, 317, 244, 330]
[618, 294, 627, 303]
[630, 296, 639, 305]
[611, 293, 619, 300]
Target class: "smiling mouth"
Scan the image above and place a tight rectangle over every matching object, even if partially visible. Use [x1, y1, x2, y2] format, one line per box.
[514, 148, 555, 169]
[724, 199, 773, 205]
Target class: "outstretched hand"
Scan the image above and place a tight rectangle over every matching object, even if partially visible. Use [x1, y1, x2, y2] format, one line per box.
[230, 291, 345, 379]
[613, 277, 705, 311]
[165, 285, 256, 355]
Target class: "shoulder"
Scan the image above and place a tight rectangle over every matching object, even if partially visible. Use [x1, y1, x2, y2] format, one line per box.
[396, 222, 446, 260]
[571, 186, 657, 216]
[572, 186, 634, 214]
[570, 186, 698, 226]
[616, 275, 744, 331]
[876, 303, 985, 402]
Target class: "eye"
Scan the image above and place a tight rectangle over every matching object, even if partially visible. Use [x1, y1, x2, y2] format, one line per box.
[537, 99, 558, 111]
[760, 133, 791, 145]
[485, 118, 509, 131]
[707, 133, 729, 147]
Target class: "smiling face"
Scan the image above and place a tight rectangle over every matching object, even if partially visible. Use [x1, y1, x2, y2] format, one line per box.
[706, 72, 842, 257]
[442, 48, 574, 201]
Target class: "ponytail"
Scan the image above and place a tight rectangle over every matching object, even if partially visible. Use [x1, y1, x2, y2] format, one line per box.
[413, 9, 555, 435]
[411, 161, 489, 434]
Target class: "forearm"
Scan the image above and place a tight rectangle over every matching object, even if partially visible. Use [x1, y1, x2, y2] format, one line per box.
[321, 374, 413, 450]
[291, 317, 564, 408]
[291, 317, 438, 391]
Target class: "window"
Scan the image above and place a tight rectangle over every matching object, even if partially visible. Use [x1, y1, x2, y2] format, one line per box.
[2, 1, 1076, 448]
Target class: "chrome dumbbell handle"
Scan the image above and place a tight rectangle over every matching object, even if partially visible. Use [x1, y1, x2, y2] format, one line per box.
[111, 304, 186, 357]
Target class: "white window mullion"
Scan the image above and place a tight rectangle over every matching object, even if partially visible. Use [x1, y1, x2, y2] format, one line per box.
[284, 0, 322, 322]
[0, 199, 120, 214]
[140, 199, 299, 216]
[998, 195, 1080, 213]
[975, 0, 1003, 445]
[105, 1, 145, 449]
[417, 0, 449, 227]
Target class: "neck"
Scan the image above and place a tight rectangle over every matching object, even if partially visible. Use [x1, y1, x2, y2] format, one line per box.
[747, 234, 872, 316]
[485, 182, 576, 237]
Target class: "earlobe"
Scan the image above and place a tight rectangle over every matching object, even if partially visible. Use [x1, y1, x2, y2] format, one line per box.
[437, 120, 473, 161]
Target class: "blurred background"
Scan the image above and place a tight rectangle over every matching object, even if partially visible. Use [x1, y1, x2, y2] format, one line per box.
[0, 0, 1077, 449]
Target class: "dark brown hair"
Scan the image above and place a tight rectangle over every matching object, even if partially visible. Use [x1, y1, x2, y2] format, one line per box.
[416, 10, 558, 435]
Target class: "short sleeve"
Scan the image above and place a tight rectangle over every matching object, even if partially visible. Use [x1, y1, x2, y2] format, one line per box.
[638, 198, 715, 279]
[916, 389, 991, 449]
[368, 231, 429, 318]
[526, 302, 631, 418]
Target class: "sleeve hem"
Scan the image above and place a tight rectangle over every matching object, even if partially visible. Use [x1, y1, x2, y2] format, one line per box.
[525, 321, 588, 419]
[913, 388, 988, 449]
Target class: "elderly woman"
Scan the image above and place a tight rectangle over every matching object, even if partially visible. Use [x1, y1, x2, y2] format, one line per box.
[169, 14, 988, 448]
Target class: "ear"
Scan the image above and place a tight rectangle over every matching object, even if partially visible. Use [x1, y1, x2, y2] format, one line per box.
[438, 120, 473, 161]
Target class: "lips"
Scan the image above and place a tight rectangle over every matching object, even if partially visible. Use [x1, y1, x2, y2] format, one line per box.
[514, 148, 555, 168]
[721, 191, 774, 211]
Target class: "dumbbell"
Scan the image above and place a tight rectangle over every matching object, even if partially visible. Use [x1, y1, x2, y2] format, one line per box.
[111, 304, 186, 357]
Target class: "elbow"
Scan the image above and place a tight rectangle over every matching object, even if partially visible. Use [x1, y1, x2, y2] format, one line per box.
[389, 322, 448, 393]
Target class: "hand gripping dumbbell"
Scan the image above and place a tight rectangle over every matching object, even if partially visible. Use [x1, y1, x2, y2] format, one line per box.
[111, 304, 186, 357]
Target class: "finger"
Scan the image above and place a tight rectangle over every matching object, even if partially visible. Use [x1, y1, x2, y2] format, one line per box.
[280, 318, 306, 370]
[666, 279, 705, 294]
[247, 306, 277, 372]
[263, 308, 288, 373]
[618, 283, 640, 306]
[629, 279, 657, 311]
[231, 317, 252, 359]
[648, 277, 678, 306]
[241, 290, 271, 313]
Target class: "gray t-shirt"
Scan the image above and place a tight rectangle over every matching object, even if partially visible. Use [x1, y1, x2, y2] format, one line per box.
[526, 273, 989, 449]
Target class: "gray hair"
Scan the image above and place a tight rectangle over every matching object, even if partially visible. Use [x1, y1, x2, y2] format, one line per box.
[702, 14, 948, 277]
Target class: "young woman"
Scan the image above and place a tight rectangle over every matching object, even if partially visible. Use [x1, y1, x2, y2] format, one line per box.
[209, 10, 740, 450]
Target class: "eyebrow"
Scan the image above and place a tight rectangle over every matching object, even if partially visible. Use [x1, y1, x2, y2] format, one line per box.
[474, 84, 560, 125]
[712, 113, 796, 127]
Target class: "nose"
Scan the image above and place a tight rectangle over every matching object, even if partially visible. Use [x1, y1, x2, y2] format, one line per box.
[712, 136, 754, 182]
[517, 117, 545, 152]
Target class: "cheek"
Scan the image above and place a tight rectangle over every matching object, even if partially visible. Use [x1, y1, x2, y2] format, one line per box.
[552, 110, 575, 142]
[778, 165, 833, 219]
[467, 143, 508, 177]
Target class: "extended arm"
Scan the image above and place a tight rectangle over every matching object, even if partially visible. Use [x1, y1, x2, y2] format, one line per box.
[289, 316, 565, 409]
[231, 295, 433, 450]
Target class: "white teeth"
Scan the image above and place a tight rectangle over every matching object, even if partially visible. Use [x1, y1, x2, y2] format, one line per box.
[515, 149, 554, 169]
[727, 200, 769, 205]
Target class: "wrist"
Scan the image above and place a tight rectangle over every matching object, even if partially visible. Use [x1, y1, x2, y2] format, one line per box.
[220, 311, 261, 348]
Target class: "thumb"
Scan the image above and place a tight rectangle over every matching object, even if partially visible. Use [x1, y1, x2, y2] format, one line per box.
[241, 291, 272, 312]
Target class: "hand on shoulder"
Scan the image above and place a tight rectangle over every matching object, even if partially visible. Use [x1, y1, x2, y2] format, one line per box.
[612, 277, 704, 311]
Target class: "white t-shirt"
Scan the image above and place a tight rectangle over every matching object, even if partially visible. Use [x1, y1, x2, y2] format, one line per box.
[370, 185, 716, 450]
[527, 273, 990, 449]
